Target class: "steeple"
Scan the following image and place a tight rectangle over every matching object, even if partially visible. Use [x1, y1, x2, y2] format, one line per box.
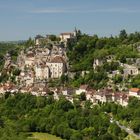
[73, 27, 77, 36]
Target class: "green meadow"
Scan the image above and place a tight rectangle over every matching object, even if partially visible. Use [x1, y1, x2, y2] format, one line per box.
[29, 132, 63, 140]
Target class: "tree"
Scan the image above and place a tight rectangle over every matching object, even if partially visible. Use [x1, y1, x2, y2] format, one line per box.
[112, 74, 123, 84]
[76, 29, 82, 40]
[49, 35, 57, 41]
[99, 133, 114, 140]
[128, 97, 140, 108]
[36, 96, 46, 108]
[12, 68, 21, 76]
[84, 100, 92, 109]
[47, 43, 53, 50]
[25, 37, 34, 47]
[119, 30, 127, 41]
[0, 118, 4, 128]
[82, 127, 96, 138]
[56, 123, 67, 137]
[56, 98, 74, 111]
[79, 92, 86, 101]
[131, 74, 140, 88]
[108, 123, 121, 136]
[46, 95, 55, 104]
[96, 39, 105, 49]
[120, 56, 126, 63]
[131, 118, 140, 133]
[63, 128, 73, 139]
[70, 132, 83, 140]
[60, 74, 69, 84]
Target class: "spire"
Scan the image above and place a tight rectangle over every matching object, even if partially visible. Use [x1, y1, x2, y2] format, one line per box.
[74, 27, 77, 36]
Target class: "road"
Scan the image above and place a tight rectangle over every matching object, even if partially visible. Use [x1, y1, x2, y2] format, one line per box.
[115, 121, 140, 139]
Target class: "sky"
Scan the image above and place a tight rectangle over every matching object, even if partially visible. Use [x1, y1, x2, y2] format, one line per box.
[0, 0, 140, 41]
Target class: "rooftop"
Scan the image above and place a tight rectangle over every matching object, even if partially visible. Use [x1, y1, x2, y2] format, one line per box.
[50, 56, 65, 63]
[80, 85, 88, 90]
[129, 88, 140, 92]
[60, 32, 73, 35]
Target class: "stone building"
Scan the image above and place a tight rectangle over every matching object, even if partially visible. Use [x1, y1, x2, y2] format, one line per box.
[123, 64, 139, 76]
[35, 63, 50, 80]
[25, 53, 35, 67]
[35, 35, 44, 46]
[46, 56, 66, 78]
[129, 88, 140, 98]
[76, 85, 89, 95]
[93, 59, 105, 70]
[59, 32, 76, 42]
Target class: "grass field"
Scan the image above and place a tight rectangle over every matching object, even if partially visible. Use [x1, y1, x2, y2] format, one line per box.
[124, 134, 140, 140]
[29, 132, 62, 140]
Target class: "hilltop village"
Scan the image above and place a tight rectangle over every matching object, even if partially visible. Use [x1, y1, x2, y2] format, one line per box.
[1, 29, 140, 106]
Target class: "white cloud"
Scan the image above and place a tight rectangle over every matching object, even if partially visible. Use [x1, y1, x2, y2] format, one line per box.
[31, 9, 67, 13]
[30, 8, 140, 14]
[30, 8, 86, 14]
[93, 8, 140, 13]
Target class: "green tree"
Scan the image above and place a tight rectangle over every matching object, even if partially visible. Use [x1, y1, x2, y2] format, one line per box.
[25, 37, 34, 47]
[60, 74, 69, 84]
[70, 132, 83, 140]
[56, 97, 74, 111]
[82, 127, 96, 138]
[108, 123, 121, 136]
[13, 68, 21, 76]
[79, 92, 86, 101]
[131, 118, 140, 133]
[99, 133, 114, 140]
[119, 29, 127, 41]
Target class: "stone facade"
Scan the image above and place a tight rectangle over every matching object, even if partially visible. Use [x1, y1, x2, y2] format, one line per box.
[35, 64, 50, 80]
[129, 88, 140, 97]
[60, 32, 76, 42]
[46, 56, 66, 78]
[123, 64, 139, 76]
[93, 59, 105, 70]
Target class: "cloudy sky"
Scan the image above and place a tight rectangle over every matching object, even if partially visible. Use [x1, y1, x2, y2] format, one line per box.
[0, 0, 140, 41]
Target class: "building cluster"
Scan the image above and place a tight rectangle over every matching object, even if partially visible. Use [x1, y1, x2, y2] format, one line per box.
[0, 79, 140, 106]
[75, 85, 129, 106]
[93, 57, 140, 90]
[1, 30, 140, 107]
[35, 30, 77, 47]
[0, 82, 18, 96]
[0, 30, 78, 96]
[93, 58, 139, 77]
[14, 30, 78, 89]
[16, 34, 71, 87]
[75, 85, 140, 106]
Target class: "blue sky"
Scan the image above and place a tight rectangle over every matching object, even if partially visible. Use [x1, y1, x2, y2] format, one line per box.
[0, 0, 140, 41]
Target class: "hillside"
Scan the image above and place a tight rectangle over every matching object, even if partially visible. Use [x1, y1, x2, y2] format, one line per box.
[66, 30, 140, 89]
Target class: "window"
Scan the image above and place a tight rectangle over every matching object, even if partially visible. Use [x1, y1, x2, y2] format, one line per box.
[131, 70, 133, 75]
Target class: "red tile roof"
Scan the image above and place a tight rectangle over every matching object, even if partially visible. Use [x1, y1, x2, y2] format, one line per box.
[80, 85, 88, 90]
[50, 56, 65, 63]
[129, 88, 140, 92]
